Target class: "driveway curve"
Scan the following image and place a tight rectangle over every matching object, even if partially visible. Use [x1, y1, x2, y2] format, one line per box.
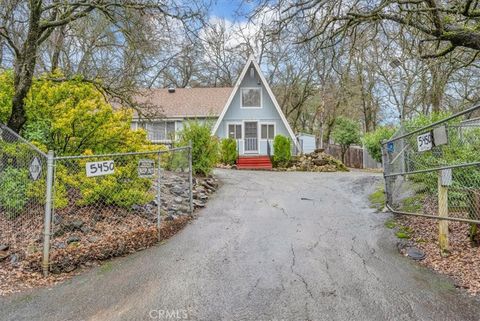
[1, 169, 479, 321]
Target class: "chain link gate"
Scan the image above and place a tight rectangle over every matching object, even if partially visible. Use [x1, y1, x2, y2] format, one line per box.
[0, 124, 48, 262]
[0, 124, 193, 276]
[43, 146, 192, 275]
[382, 105, 480, 230]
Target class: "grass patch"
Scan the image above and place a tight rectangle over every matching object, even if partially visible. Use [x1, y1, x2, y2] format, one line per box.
[401, 194, 424, 212]
[395, 226, 413, 239]
[369, 187, 385, 210]
[99, 262, 114, 274]
[384, 219, 396, 229]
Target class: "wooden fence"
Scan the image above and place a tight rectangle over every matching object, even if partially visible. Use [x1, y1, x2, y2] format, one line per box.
[323, 144, 381, 169]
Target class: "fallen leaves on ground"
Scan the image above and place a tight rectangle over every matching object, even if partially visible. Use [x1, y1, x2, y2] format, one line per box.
[0, 216, 191, 296]
[397, 215, 480, 295]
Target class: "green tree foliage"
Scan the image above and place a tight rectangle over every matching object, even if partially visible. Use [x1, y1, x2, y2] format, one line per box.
[0, 70, 14, 123]
[331, 116, 361, 162]
[273, 134, 291, 167]
[0, 167, 30, 219]
[0, 71, 152, 155]
[0, 71, 161, 214]
[363, 126, 397, 163]
[220, 138, 237, 165]
[178, 121, 218, 175]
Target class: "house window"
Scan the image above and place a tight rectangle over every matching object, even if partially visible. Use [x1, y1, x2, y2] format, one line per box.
[261, 124, 274, 139]
[147, 121, 176, 141]
[241, 88, 261, 108]
[228, 124, 242, 139]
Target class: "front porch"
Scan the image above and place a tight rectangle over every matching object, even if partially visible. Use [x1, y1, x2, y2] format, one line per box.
[236, 155, 273, 170]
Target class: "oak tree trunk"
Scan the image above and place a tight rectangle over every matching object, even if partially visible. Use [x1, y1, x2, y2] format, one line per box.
[7, 2, 42, 133]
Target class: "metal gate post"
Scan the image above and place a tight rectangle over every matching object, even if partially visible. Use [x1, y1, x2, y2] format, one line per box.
[42, 150, 55, 277]
[381, 141, 393, 208]
[188, 142, 193, 215]
[157, 152, 162, 240]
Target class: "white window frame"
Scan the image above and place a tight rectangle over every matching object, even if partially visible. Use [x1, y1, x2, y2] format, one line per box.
[145, 120, 177, 142]
[260, 122, 275, 140]
[240, 87, 262, 109]
[226, 122, 243, 140]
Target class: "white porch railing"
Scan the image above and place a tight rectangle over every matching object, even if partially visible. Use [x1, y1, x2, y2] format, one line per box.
[244, 137, 258, 152]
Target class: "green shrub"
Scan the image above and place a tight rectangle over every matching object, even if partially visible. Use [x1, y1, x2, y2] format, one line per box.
[0, 167, 30, 219]
[331, 116, 362, 163]
[177, 121, 218, 175]
[363, 126, 397, 163]
[273, 135, 291, 167]
[220, 138, 237, 165]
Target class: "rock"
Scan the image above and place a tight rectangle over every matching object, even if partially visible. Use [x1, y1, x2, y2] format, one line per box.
[0, 250, 9, 261]
[165, 214, 176, 221]
[174, 196, 184, 204]
[66, 236, 81, 245]
[80, 225, 91, 234]
[72, 220, 84, 230]
[53, 214, 63, 225]
[64, 265, 76, 273]
[9, 253, 19, 265]
[194, 200, 205, 208]
[54, 241, 66, 249]
[406, 247, 426, 261]
[88, 236, 100, 243]
[53, 228, 65, 238]
[63, 219, 85, 231]
[0, 244, 9, 252]
[171, 185, 184, 195]
[312, 159, 328, 166]
[199, 193, 208, 200]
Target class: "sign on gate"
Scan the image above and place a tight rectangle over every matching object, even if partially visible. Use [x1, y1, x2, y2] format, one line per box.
[29, 156, 42, 181]
[86, 160, 115, 177]
[387, 142, 394, 153]
[417, 132, 433, 152]
[138, 159, 155, 178]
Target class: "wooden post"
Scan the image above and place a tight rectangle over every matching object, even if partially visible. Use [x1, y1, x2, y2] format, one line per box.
[438, 170, 450, 256]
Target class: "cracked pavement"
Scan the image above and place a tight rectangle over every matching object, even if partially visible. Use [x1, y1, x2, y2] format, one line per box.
[1, 169, 480, 321]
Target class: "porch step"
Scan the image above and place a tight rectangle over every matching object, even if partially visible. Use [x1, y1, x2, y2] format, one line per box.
[237, 156, 273, 170]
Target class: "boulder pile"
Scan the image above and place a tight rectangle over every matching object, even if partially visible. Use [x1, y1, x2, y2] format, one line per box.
[288, 149, 348, 172]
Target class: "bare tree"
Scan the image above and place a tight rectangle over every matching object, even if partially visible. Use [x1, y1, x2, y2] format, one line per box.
[0, 0, 201, 132]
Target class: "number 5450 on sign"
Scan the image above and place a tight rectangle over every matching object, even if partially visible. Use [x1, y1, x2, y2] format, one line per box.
[86, 160, 114, 177]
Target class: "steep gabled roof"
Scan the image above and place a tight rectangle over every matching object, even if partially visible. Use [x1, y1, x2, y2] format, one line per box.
[212, 55, 299, 148]
[133, 87, 233, 119]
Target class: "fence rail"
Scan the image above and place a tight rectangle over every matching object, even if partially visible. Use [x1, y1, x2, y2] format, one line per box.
[382, 105, 480, 226]
[0, 124, 193, 276]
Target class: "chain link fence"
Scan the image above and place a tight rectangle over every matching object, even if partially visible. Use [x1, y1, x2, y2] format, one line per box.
[0, 123, 192, 275]
[0, 124, 47, 261]
[382, 105, 480, 225]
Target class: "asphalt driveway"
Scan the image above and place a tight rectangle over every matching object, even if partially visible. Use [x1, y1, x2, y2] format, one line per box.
[1, 169, 479, 321]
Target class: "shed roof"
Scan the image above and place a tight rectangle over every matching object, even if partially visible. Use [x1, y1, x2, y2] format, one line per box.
[133, 87, 233, 119]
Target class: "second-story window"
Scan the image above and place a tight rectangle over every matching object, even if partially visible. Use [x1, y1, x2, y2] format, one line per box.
[241, 88, 261, 108]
